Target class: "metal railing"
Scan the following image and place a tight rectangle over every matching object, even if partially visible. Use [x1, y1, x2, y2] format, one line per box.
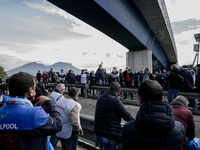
[80, 114, 123, 150]
[48, 82, 200, 100]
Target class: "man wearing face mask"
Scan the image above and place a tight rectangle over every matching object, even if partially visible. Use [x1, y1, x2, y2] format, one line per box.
[94, 82, 134, 150]
[123, 66, 133, 99]
[142, 68, 154, 82]
[110, 67, 119, 83]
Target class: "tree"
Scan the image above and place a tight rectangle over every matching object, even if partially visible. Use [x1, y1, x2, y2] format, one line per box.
[0, 66, 7, 77]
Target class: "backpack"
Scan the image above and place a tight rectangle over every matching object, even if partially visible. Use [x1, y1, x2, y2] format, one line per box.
[37, 73, 41, 79]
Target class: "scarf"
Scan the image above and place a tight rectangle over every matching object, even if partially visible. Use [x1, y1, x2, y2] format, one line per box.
[6, 96, 33, 106]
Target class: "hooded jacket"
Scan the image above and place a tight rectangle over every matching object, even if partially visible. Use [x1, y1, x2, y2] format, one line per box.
[171, 101, 195, 140]
[196, 69, 200, 89]
[122, 101, 186, 150]
[180, 68, 194, 90]
[168, 68, 183, 89]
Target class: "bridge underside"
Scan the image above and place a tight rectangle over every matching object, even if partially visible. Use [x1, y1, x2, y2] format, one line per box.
[48, 0, 177, 70]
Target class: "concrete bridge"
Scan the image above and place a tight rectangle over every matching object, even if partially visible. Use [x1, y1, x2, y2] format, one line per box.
[47, 0, 177, 72]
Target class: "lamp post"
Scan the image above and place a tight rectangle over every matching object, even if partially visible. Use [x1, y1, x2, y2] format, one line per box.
[192, 34, 200, 68]
[194, 33, 200, 65]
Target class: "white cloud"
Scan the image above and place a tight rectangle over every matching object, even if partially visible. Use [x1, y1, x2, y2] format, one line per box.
[36, 16, 41, 19]
[174, 28, 200, 65]
[165, 0, 200, 22]
[23, 1, 74, 22]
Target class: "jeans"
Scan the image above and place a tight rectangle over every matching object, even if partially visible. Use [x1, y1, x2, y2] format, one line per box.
[168, 89, 179, 104]
[190, 99, 197, 108]
[99, 81, 106, 96]
[59, 135, 78, 150]
[96, 136, 118, 150]
[50, 134, 59, 148]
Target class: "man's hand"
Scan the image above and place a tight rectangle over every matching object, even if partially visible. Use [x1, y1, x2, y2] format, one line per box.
[74, 130, 82, 136]
[35, 96, 49, 106]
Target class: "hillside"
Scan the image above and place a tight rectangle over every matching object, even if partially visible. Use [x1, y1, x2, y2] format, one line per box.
[6, 62, 81, 76]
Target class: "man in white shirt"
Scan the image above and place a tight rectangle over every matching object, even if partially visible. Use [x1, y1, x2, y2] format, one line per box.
[59, 69, 66, 83]
[56, 87, 82, 150]
[49, 83, 65, 148]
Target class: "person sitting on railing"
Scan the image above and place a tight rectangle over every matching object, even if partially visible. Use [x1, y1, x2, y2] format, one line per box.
[94, 82, 134, 150]
[122, 80, 186, 150]
[56, 87, 82, 150]
[171, 96, 195, 141]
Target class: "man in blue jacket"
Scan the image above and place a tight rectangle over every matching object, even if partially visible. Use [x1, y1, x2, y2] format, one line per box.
[94, 82, 134, 150]
[0, 72, 62, 150]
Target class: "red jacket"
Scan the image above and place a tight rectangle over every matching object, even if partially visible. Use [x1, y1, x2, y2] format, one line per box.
[171, 101, 195, 140]
[42, 73, 48, 80]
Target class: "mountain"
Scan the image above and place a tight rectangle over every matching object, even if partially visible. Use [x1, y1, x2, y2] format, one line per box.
[6, 62, 81, 76]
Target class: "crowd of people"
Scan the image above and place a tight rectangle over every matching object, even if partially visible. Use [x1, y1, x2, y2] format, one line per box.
[34, 64, 200, 91]
[0, 63, 200, 150]
[34, 63, 200, 109]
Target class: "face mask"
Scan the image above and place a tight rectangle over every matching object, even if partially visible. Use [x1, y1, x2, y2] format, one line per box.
[100, 67, 102, 69]
[144, 70, 146, 73]
[83, 71, 85, 74]
[113, 69, 116, 72]
[126, 69, 128, 71]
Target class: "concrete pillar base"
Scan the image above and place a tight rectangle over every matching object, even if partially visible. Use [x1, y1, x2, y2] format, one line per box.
[126, 50, 152, 72]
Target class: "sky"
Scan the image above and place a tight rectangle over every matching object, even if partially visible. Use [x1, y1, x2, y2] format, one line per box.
[0, 0, 200, 73]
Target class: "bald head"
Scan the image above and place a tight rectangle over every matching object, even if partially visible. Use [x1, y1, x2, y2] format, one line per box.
[174, 96, 188, 107]
[171, 64, 178, 70]
[56, 83, 65, 94]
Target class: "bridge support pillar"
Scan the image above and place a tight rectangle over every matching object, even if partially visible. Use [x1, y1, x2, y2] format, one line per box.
[126, 50, 152, 73]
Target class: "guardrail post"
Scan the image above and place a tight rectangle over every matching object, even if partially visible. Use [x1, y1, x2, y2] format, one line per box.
[85, 83, 89, 99]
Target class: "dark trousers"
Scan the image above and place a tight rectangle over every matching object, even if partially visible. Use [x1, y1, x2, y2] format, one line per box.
[124, 81, 133, 99]
[59, 135, 78, 150]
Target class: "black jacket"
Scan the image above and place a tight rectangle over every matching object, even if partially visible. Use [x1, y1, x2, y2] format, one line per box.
[122, 101, 186, 150]
[180, 68, 194, 90]
[168, 68, 183, 89]
[96, 68, 105, 81]
[196, 69, 200, 89]
[123, 70, 133, 83]
[94, 90, 134, 142]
